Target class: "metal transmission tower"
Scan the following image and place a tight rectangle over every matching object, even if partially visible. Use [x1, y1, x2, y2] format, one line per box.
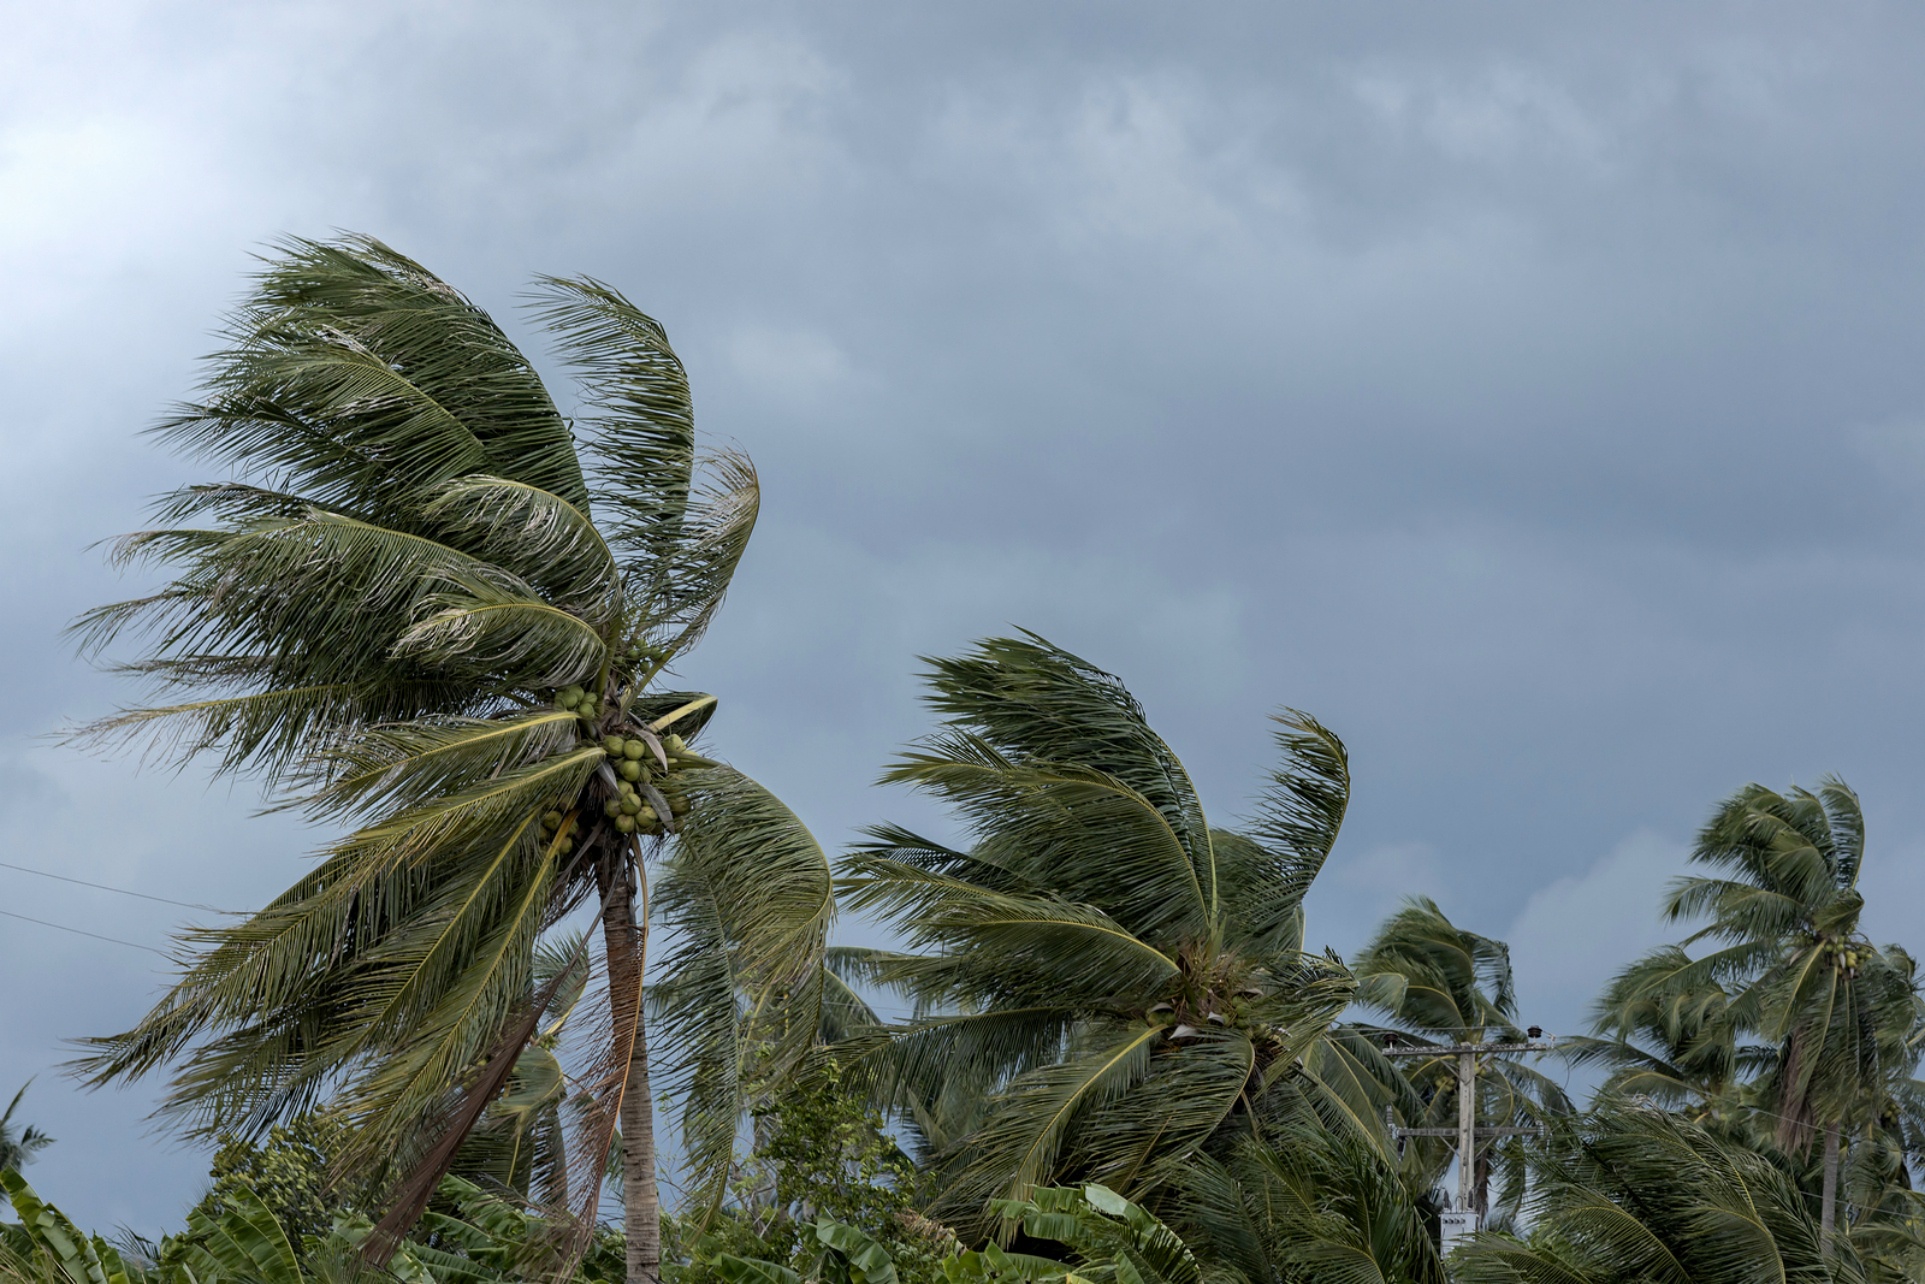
[1384, 1030, 1556, 1253]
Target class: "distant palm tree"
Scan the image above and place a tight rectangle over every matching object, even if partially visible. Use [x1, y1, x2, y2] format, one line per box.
[837, 634, 1358, 1238]
[1609, 785, 1925, 1247]
[1350, 899, 1568, 1223]
[1564, 943, 1752, 1113]
[0, 1084, 52, 1173]
[68, 236, 831, 1284]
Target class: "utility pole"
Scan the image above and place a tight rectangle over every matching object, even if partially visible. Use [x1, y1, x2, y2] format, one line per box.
[1383, 1032, 1555, 1253]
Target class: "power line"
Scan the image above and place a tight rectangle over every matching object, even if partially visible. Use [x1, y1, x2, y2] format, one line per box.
[0, 907, 173, 958]
[0, 858, 227, 913]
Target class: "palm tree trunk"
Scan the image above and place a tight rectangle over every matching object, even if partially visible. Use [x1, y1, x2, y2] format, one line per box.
[601, 855, 661, 1284]
[1821, 1122, 1840, 1246]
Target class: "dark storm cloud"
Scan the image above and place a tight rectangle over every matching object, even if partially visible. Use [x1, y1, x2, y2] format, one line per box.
[5, 0, 1925, 1229]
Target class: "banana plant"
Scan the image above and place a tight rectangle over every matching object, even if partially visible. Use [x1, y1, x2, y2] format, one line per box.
[1, 1170, 145, 1284]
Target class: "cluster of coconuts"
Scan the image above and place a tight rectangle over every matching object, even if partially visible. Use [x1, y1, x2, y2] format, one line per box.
[537, 809, 582, 855]
[600, 731, 692, 836]
[620, 639, 665, 668]
[539, 679, 696, 845]
[1823, 939, 1870, 974]
[554, 684, 603, 720]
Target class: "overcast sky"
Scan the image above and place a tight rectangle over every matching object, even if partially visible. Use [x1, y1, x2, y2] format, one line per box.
[5, 0, 1925, 1233]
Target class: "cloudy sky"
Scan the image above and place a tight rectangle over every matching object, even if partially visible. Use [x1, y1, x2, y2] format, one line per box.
[5, 0, 1925, 1232]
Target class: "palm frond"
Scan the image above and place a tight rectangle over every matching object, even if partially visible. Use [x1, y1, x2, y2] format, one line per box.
[527, 276, 694, 566]
[1245, 709, 1350, 907]
[424, 475, 621, 615]
[649, 765, 833, 1220]
[162, 235, 581, 514]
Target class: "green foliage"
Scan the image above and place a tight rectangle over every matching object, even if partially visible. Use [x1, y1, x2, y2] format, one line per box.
[687, 1186, 1194, 1284]
[973, 1184, 1200, 1284]
[198, 1112, 369, 1251]
[667, 1069, 953, 1284]
[1, 1169, 144, 1284]
[2, 1165, 624, 1284]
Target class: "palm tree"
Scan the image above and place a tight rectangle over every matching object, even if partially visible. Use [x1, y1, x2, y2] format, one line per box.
[1453, 1103, 1861, 1284]
[1657, 780, 1923, 1243]
[1564, 943, 1753, 1114]
[0, 1086, 51, 1173]
[67, 236, 832, 1283]
[836, 634, 1358, 1238]
[1350, 899, 1568, 1223]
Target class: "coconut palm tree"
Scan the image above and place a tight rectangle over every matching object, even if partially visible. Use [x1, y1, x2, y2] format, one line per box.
[1350, 899, 1568, 1223]
[1654, 780, 1924, 1243]
[0, 1086, 51, 1173]
[836, 634, 1358, 1239]
[67, 236, 832, 1284]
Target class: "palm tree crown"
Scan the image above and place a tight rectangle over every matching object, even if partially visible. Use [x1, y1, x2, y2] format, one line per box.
[1351, 899, 1566, 1223]
[837, 634, 1356, 1235]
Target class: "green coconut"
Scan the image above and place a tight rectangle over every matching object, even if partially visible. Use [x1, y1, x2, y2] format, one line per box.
[615, 814, 637, 834]
[619, 759, 643, 782]
[602, 736, 626, 756]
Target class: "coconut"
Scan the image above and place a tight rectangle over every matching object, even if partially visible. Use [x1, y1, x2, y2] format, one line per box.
[615, 814, 637, 834]
[602, 736, 625, 756]
[619, 760, 643, 782]
[665, 734, 686, 754]
[638, 805, 657, 823]
[620, 796, 642, 816]
[622, 741, 645, 762]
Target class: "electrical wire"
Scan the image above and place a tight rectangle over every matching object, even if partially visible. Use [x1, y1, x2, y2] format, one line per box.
[0, 858, 227, 913]
[0, 907, 172, 958]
